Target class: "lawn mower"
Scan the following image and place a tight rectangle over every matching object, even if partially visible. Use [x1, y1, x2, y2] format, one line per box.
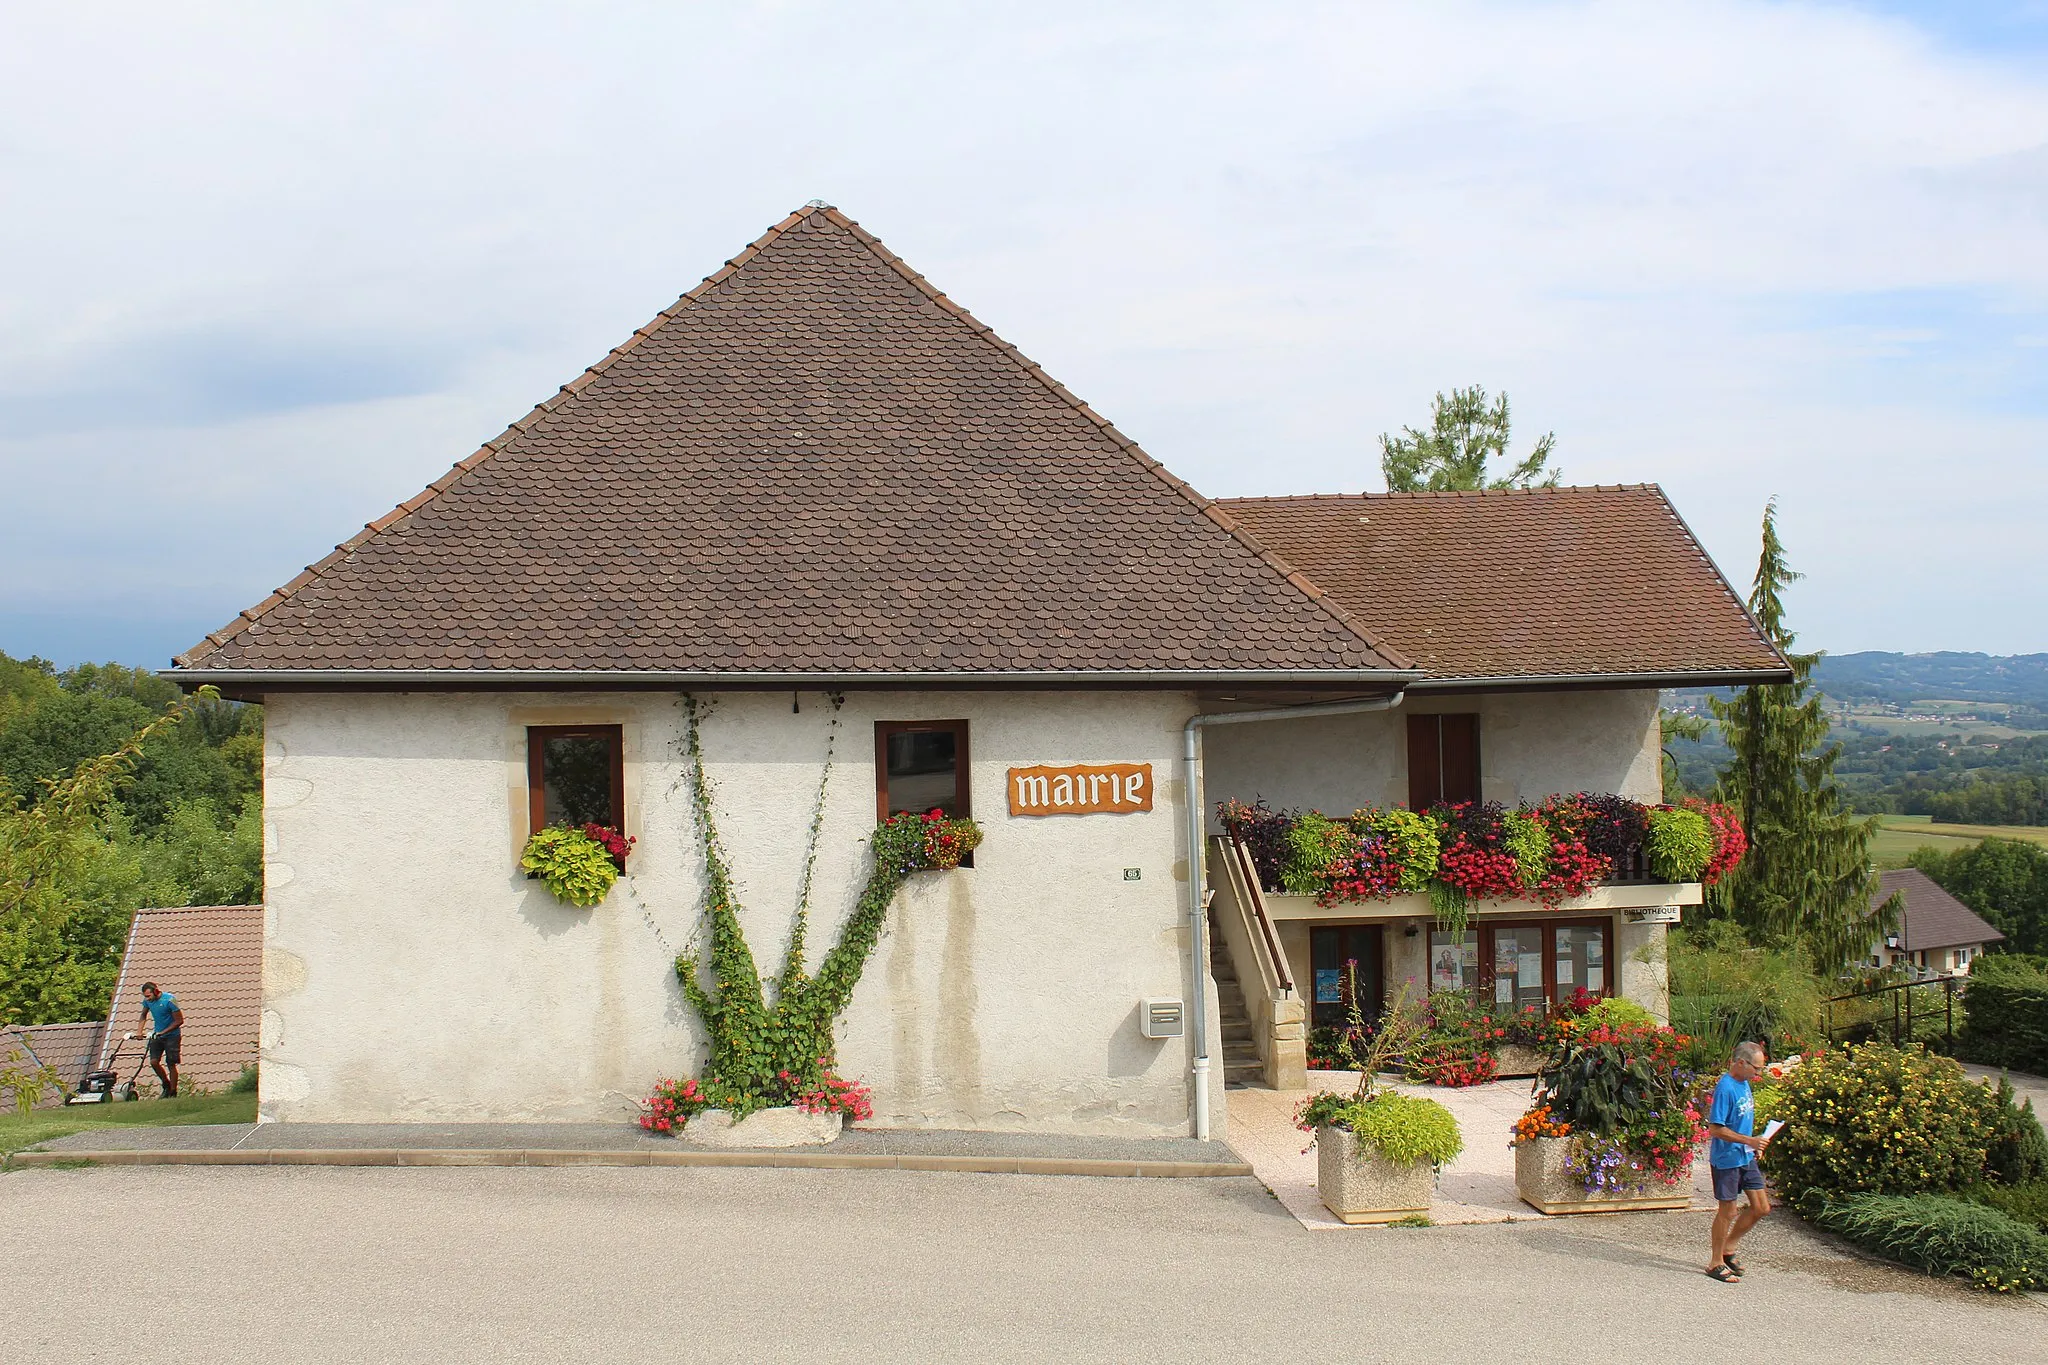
[64, 1032, 149, 1105]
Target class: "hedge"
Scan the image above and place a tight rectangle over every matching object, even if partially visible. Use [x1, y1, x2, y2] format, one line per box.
[1958, 955, 2048, 1075]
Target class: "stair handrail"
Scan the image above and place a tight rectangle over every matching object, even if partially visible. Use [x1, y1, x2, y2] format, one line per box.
[1221, 829, 1295, 996]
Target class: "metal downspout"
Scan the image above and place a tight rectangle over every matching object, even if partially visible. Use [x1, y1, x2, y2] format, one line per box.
[1181, 691, 1407, 1140]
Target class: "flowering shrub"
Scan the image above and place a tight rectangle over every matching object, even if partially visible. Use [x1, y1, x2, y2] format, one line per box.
[521, 825, 625, 906]
[786, 1069, 875, 1123]
[1431, 803, 1526, 901]
[1407, 1042, 1499, 1088]
[1767, 1043, 2001, 1204]
[641, 1076, 721, 1133]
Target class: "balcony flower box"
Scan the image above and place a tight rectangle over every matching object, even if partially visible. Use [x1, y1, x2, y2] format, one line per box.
[1514, 1136, 1689, 1214]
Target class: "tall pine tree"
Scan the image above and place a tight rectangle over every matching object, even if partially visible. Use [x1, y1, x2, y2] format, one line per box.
[1709, 501, 1896, 971]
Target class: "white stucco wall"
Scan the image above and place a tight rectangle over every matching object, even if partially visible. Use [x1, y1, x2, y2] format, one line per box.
[260, 689, 1218, 1135]
[1201, 689, 1663, 827]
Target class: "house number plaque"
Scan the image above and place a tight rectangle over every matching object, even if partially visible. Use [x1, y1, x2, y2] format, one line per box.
[1007, 763, 1152, 816]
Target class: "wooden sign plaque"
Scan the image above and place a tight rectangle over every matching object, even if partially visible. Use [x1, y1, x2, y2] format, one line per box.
[1007, 763, 1153, 816]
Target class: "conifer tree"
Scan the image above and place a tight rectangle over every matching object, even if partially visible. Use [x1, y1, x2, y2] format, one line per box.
[1709, 502, 1895, 971]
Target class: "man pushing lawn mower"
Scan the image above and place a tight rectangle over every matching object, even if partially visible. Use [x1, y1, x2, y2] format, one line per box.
[139, 982, 183, 1098]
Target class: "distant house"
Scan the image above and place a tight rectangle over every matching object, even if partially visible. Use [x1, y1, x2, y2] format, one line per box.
[167, 204, 1788, 1135]
[1868, 869, 2004, 976]
[102, 904, 263, 1093]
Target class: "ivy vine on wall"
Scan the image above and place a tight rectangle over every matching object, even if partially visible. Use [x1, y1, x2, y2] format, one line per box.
[670, 694, 982, 1116]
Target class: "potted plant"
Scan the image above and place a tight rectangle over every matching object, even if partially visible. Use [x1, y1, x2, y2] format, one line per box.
[521, 823, 635, 906]
[1512, 1014, 1704, 1214]
[1298, 990, 1464, 1224]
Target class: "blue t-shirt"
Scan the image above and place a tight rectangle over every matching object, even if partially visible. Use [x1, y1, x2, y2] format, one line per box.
[1708, 1072, 1755, 1169]
[143, 993, 179, 1033]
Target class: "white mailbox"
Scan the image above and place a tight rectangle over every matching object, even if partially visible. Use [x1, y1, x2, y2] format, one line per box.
[1139, 998, 1185, 1039]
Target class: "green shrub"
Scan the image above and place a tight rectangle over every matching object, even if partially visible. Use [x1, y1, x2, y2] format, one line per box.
[1667, 921, 1824, 1070]
[1769, 1043, 1998, 1203]
[1804, 1192, 2048, 1293]
[1957, 954, 2048, 1075]
[1501, 811, 1550, 888]
[1327, 1091, 1464, 1167]
[1983, 1077, 2048, 1186]
[1968, 1179, 2048, 1234]
[519, 826, 619, 907]
[1580, 997, 1657, 1032]
[1644, 806, 1714, 883]
[229, 1063, 258, 1095]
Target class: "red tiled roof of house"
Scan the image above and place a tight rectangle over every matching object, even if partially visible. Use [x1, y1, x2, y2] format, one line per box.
[2, 1021, 107, 1107]
[173, 205, 1406, 681]
[104, 905, 262, 1094]
[1878, 869, 2006, 953]
[1214, 487, 1788, 683]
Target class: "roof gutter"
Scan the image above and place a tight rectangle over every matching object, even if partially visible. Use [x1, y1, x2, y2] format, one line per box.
[1180, 690, 1407, 1140]
[1402, 668, 1792, 692]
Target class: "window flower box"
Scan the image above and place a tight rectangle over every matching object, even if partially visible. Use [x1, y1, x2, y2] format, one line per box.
[1514, 1135, 1690, 1214]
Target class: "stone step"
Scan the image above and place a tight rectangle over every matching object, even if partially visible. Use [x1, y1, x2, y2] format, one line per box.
[1221, 1022, 1254, 1044]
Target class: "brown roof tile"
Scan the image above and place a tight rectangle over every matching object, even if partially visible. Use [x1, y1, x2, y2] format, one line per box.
[1878, 869, 2006, 953]
[104, 905, 262, 1094]
[2, 1021, 107, 1106]
[175, 205, 1405, 680]
[1214, 487, 1787, 682]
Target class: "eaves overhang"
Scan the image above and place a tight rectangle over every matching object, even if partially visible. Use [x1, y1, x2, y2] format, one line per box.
[1402, 667, 1794, 694]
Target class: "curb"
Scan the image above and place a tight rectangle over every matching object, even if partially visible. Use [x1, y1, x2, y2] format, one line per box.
[4, 1148, 1253, 1178]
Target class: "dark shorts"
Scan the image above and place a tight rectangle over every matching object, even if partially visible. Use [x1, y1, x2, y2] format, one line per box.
[1713, 1160, 1765, 1203]
[147, 1030, 181, 1066]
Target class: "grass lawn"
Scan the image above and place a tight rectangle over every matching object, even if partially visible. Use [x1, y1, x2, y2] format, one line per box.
[0, 1090, 256, 1157]
[1872, 814, 2048, 869]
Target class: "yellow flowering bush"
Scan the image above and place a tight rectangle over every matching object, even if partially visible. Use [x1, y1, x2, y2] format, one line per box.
[1770, 1043, 1998, 1204]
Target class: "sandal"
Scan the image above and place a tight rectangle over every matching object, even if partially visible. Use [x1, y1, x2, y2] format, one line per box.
[1723, 1255, 1745, 1276]
[1705, 1264, 1740, 1283]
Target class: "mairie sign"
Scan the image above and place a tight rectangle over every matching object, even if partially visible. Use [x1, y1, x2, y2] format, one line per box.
[1007, 763, 1153, 816]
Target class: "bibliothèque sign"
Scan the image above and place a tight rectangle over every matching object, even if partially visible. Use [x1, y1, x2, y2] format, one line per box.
[1008, 763, 1153, 816]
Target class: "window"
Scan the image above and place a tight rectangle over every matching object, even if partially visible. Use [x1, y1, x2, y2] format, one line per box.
[527, 725, 624, 836]
[1407, 713, 1480, 809]
[876, 720, 970, 820]
[1431, 919, 1611, 1008]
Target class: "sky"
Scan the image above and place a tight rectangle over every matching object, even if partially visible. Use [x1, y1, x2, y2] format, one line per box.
[3, 0, 2046, 669]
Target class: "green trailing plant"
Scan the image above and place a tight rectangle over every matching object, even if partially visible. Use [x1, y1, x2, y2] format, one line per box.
[519, 826, 621, 907]
[1801, 1192, 2048, 1293]
[1280, 812, 1352, 895]
[1643, 806, 1713, 883]
[1767, 1043, 1997, 1204]
[1372, 807, 1441, 892]
[670, 696, 981, 1117]
[1428, 880, 1469, 937]
[1318, 1091, 1465, 1167]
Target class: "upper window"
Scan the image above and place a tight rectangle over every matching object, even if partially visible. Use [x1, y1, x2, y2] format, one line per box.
[876, 720, 970, 820]
[1407, 713, 1480, 809]
[527, 725, 624, 835]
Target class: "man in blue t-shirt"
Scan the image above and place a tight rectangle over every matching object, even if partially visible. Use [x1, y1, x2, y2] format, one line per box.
[1704, 1040, 1772, 1282]
[139, 982, 184, 1099]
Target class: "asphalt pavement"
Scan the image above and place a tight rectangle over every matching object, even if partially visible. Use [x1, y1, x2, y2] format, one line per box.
[5, 1165, 2041, 1363]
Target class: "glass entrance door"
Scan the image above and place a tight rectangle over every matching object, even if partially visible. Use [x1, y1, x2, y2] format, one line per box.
[1309, 924, 1385, 1029]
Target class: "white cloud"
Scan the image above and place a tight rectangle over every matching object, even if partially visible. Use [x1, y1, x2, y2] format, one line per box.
[2, 0, 2045, 659]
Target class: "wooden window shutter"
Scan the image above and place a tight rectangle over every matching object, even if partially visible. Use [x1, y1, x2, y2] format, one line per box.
[1441, 714, 1481, 805]
[1406, 715, 1441, 810]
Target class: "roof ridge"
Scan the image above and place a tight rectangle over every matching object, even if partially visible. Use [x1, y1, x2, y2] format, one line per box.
[821, 209, 1414, 673]
[176, 205, 839, 667]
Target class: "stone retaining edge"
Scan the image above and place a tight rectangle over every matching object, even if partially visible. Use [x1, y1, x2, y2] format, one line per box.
[4, 1148, 1252, 1178]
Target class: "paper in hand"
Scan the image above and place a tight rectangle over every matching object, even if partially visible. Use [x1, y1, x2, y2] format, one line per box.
[1761, 1120, 1784, 1141]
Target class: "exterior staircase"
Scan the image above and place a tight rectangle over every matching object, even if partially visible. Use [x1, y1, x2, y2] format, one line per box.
[1210, 913, 1263, 1088]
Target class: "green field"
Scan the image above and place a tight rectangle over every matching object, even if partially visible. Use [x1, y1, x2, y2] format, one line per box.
[0, 1090, 255, 1157]
[1871, 814, 2048, 869]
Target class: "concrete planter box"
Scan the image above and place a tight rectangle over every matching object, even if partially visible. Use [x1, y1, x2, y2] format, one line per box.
[1492, 1044, 1548, 1078]
[1514, 1136, 1689, 1214]
[690, 1107, 842, 1148]
[1316, 1125, 1436, 1225]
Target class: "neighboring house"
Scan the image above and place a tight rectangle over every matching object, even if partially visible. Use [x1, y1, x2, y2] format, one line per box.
[103, 905, 264, 1094]
[4, 904, 262, 1106]
[1867, 868, 2005, 977]
[167, 204, 1788, 1135]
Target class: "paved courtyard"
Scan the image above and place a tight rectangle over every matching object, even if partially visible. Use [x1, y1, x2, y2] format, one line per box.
[4, 1163, 2041, 1363]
